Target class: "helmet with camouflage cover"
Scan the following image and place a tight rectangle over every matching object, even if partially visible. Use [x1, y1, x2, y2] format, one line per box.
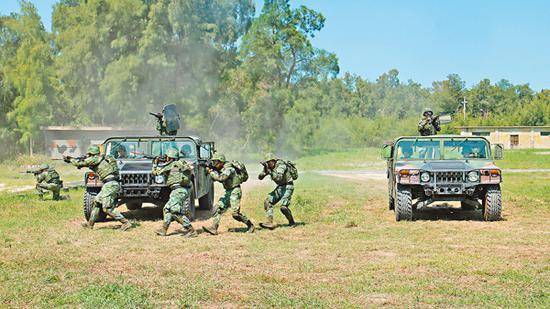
[87, 145, 101, 155]
[39, 163, 49, 170]
[211, 153, 226, 163]
[166, 148, 179, 159]
[423, 108, 434, 116]
[264, 153, 277, 162]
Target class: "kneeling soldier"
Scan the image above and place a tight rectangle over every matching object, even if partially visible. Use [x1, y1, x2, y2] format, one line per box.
[258, 153, 297, 229]
[152, 148, 197, 238]
[203, 154, 255, 235]
[30, 163, 63, 200]
[64, 145, 132, 231]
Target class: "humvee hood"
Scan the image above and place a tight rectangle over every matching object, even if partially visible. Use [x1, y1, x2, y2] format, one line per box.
[395, 160, 498, 171]
[118, 161, 154, 172]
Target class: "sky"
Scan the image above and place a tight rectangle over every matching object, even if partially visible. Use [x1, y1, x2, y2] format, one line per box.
[1, 0, 549, 90]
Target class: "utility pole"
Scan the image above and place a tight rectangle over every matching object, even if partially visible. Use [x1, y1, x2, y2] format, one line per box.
[462, 97, 468, 120]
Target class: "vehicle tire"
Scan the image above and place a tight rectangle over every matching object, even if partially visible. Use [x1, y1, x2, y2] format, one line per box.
[188, 183, 196, 221]
[126, 202, 143, 211]
[396, 185, 413, 221]
[482, 185, 502, 221]
[83, 191, 106, 222]
[461, 200, 476, 211]
[198, 182, 214, 211]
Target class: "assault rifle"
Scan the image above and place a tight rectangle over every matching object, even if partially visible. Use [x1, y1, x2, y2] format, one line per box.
[62, 155, 86, 163]
[149, 112, 163, 120]
[260, 161, 271, 173]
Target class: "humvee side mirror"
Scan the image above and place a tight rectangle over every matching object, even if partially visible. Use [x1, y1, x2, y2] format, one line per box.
[199, 142, 213, 159]
[492, 144, 504, 160]
[381, 144, 392, 160]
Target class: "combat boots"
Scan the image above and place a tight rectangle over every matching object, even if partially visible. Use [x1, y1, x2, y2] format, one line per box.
[120, 219, 132, 231]
[259, 217, 278, 230]
[202, 223, 219, 235]
[181, 226, 198, 238]
[245, 220, 255, 233]
[281, 207, 295, 227]
[155, 225, 168, 236]
[81, 221, 94, 229]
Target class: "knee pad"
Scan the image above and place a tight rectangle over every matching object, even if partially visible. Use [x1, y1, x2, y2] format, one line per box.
[232, 213, 243, 221]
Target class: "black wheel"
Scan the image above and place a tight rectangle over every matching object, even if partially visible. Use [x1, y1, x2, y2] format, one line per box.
[461, 200, 477, 211]
[199, 182, 214, 211]
[396, 185, 413, 221]
[83, 191, 106, 222]
[483, 185, 502, 221]
[126, 202, 143, 211]
[188, 183, 196, 221]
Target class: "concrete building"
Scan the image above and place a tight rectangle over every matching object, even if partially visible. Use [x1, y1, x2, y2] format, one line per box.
[459, 126, 550, 149]
[41, 126, 154, 159]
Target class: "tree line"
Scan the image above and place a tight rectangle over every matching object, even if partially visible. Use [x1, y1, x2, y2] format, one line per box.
[1, 0, 548, 160]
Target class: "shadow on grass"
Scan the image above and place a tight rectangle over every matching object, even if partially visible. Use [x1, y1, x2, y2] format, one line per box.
[413, 206, 505, 221]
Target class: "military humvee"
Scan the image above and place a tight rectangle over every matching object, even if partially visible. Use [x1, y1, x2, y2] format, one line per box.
[83, 136, 215, 221]
[382, 136, 504, 221]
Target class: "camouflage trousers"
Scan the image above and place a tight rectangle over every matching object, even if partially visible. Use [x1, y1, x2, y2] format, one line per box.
[163, 187, 192, 229]
[212, 187, 249, 226]
[265, 184, 294, 218]
[90, 181, 124, 222]
[36, 182, 62, 200]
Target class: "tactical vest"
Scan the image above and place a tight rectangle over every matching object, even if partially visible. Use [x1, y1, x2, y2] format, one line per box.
[165, 161, 191, 187]
[91, 155, 119, 181]
[44, 169, 61, 184]
[221, 164, 242, 190]
[274, 160, 294, 185]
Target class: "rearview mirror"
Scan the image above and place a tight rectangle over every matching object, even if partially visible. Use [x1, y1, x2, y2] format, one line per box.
[381, 144, 393, 160]
[492, 144, 504, 160]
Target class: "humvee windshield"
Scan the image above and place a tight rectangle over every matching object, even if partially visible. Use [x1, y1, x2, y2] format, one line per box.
[104, 138, 196, 160]
[396, 138, 490, 160]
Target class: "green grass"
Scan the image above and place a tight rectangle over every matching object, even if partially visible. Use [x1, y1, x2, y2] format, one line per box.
[0, 149, 549, 307]
[499, 149, 550, 169]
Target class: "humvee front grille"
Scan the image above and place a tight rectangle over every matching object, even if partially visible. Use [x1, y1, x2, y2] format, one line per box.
[435, 171, 463, 183]
[121, 173, 150, 186]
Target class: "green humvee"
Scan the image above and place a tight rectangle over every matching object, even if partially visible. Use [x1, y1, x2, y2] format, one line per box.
[382, 135, 504, 221]
[83, 136, 215, 221]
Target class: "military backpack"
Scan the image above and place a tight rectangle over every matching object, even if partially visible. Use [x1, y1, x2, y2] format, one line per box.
[285, 160, 299, 180]
[230, 160, 249, 183]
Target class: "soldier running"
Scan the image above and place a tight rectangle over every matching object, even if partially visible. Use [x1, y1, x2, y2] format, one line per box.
[28, 163, 63, 200]
[202, 154, 255, 235]
[258, 153, 297, 229]
[64, 145, 132, 231]
[152, 148, 197, 238]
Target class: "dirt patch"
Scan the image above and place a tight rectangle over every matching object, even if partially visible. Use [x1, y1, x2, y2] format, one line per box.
[316, 170, 386, 182]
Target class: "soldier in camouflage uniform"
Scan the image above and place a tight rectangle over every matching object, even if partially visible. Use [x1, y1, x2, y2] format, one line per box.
[418, 108, 441, 136]
[64, 145, 132, 231]
[202, 154, 255, 235]
[152, 148, 197, 238]
[258, 153, 296, 229]
[31, 163, 63, 200]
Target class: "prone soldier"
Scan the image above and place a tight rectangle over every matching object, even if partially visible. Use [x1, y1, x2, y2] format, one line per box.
[26, 163, 63, 200]
[418, 108, 441, 136]
[258, 153, 297, 229]
[64, 145, 132, 231]
[202, 154, 255, 235]
[151, 148, 197, 238]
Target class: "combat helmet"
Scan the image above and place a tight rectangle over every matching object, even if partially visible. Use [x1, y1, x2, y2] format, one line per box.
[211, 153, 226, 163]
[87, 145, 101, 155]
[423, 108, 434, 116]
[166, 148, 180, 159]
[39, 163, 49, 170]
[264, 153, 277, 162]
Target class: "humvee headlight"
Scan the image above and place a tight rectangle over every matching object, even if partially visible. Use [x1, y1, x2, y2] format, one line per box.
[420, 172, 430, 182]
[154, 175, 165, 184]
[467, 171, 480, 182]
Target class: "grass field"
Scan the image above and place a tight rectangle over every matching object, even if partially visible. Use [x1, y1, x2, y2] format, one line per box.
[0, 149, 548, 307]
